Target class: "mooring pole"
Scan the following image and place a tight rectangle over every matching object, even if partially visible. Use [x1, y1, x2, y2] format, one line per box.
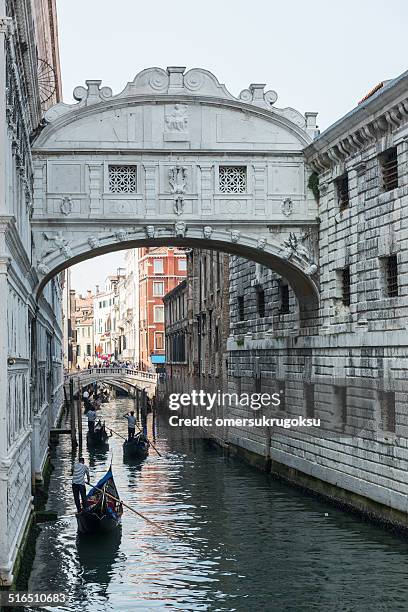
[77, 377, 83, 450]
[69, 377, 77, 448]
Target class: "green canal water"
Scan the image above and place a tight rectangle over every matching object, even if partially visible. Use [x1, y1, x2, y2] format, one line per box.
[26, 396, 408, 611]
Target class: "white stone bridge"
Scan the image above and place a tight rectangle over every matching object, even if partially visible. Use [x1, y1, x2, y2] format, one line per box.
[65, 367, 157, 398]
[31, 66, 320, 325]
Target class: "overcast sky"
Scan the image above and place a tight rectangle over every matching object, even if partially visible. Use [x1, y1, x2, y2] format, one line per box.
[58, 0, 408, 294]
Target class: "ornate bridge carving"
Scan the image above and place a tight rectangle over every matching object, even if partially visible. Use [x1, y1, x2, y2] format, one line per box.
[31, 66, 320, 320]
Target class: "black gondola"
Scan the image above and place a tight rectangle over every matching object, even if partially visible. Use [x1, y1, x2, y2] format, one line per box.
[87, 420, 109, 448]
[76, 467, 123, 534]
[123, 432, 150, 460]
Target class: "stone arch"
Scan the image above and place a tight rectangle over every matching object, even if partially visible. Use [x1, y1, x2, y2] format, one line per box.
[35, 228, 319, 329]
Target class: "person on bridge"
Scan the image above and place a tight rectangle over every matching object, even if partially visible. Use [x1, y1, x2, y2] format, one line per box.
[72, 457, 90, 513]
[87, 407, 97, 433]
[124, 411, 136, 440]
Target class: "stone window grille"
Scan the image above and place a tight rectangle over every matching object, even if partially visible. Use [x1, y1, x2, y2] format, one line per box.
[219, 166, 247, 193]
[341, 266, 351, 306]
[108, 165, 137, 193]
[335, 173, 349, 210]
[384, 254, 399, 297]
[379, 390, 396, 433]
[379, 147, 398, 192]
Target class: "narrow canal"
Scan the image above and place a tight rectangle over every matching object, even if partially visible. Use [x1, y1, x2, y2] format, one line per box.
[26, 395, 408, 612]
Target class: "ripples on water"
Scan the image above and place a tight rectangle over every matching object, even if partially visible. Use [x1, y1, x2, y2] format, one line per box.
[27, 397, 408, 611]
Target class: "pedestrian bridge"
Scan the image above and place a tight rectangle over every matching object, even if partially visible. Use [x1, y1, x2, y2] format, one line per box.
[65, 367, 157, 398]
[32, 66, 320, 326]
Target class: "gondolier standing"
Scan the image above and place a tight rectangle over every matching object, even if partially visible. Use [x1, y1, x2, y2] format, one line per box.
[87, 407, 96, 433]
[72, 457, 90, 513]
[124, 411, 136, 440]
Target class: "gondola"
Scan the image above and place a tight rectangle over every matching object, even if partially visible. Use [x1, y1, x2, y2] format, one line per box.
[86, 420, 110, 448]
[123, 432, 150, 460]
[76, 467, 123, 534]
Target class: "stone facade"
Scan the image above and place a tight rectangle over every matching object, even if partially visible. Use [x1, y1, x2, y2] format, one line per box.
[0, 1, 63, 584]
[163, 249, 230, 395]
[225, 73, 408, 526]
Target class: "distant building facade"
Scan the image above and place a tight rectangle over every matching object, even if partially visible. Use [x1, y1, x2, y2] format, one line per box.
[73, 290, 94, 367]
[93, 275, 123, 361]
[116, 249, 139, 364]
[164, 249, 230, 386]
[138, 247, 186, 371]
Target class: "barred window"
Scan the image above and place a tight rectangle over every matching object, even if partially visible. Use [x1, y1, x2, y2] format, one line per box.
[379, 390, 396, 433]
[108, 165, 137, 193]
[341, 266, 351, 306]
[384, 254, 398, 297]
[280, 283, 290, 314]
[219, 166, 246, 193]
[305, 383, 315, 418]
[335, 173, 349, 211]
[257, 288, 265, 318]
[238, 296, 245, 321]
[380, 147, 398, 192]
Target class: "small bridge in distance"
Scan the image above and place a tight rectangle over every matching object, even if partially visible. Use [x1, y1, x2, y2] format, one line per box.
[64, 367, 157, 398]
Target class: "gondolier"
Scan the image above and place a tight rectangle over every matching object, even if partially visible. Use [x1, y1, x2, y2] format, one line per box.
[124, 411, 136, 440]
[72, 457, 90, 513]
[87, 407, 96, 433]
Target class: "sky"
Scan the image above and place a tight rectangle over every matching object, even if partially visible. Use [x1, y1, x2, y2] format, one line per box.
[57, 0, 408, 294]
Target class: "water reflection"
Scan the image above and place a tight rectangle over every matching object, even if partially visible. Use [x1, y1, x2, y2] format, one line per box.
[26, 396, 408, 612]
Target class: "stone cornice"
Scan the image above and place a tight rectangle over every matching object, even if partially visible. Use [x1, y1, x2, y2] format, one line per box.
[34, 93, 313, 149]
[305, 70, 408, 172]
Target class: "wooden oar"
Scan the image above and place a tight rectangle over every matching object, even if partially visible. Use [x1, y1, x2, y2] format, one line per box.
[110, 425, 162, 458]
[109, 427, 126, 441]
[86, 482, 175, 538]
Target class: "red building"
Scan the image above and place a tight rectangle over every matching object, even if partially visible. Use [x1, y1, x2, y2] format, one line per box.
[138, 247, 186, 371]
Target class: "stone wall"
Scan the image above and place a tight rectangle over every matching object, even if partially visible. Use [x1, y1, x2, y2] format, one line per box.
[223, 75, 408, 526]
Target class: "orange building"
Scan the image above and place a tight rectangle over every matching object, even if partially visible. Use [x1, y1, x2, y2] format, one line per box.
[138, 247, 186, 371]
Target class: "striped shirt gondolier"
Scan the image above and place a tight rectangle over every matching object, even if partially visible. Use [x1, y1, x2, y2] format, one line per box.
[72, 463, 90, 485]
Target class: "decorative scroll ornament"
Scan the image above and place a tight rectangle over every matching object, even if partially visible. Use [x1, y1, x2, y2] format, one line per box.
[280, 230, 317, 275]
[60, 196, 72, 216]
[203, 226, 213, 239]
[257, 237, 267, 250]
[165, 104, 188, 132]
[88, 236, 100, 249]
[145, 225, 155, 239]
[230, 230, 240, 243]
[169, 166, 187, 215]
[43, 231, 72, 259]
[282, 197, 293, 217]
[174, 221, 187, 238]
[37, 261, 50, 276]
[115, 229, 127, 242]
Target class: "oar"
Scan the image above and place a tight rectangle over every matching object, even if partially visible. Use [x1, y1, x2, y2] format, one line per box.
[109, 427, 126, 441]
[86, 482, 175, 538]
[110, 425, 162, 458]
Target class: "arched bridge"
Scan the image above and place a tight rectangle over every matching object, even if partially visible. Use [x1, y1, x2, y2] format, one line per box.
[65, 367, 157, 398]
[31, 66, 320, 327]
